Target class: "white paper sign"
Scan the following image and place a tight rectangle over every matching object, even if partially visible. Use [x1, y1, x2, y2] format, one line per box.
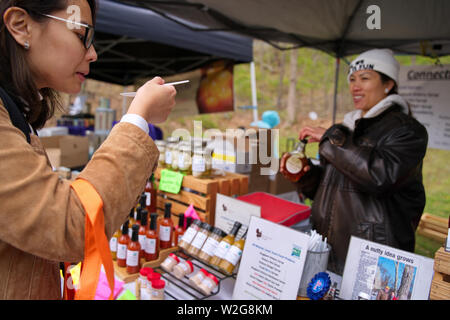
[215, 193, 261, 239]
[232, 216, 310, 300]
[399, 64, 450, 150]
[340, 236, 434, 300]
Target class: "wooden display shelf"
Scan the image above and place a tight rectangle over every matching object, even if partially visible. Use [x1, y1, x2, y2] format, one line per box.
[113, 247, 178, 283]
[154, 167, 248, 226]
[430, 247, 450, 300]
[417, 213, 448, 243]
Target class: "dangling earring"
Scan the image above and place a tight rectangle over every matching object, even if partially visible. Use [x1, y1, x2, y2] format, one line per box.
[384, 88, 389, 94]
[24, 41, 30, 50]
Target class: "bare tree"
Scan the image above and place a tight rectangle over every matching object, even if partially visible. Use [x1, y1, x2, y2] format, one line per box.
[397, 265, 415, 300]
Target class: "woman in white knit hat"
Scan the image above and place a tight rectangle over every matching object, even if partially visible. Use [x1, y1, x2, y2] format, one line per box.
[280, 49, 428, 275]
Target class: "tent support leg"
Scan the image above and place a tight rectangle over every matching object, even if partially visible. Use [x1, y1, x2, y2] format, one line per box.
[250, 61, 258, 123]
[332, 58, 340, 124]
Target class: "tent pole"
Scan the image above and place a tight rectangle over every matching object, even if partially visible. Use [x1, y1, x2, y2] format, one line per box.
[250, 61, 258, 122]
[332, 57, 340, 124]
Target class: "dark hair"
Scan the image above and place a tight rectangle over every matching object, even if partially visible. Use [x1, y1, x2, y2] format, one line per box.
[0, 0, 97, 130]
[379, 72, 398, 95]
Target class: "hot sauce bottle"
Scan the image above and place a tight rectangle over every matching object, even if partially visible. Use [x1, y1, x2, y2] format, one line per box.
[173, 213, 185, 247]
[145, 174, 157, 214]
[139, 210, 148, 260]
[283, 139, 309, 181]
[145, 213, 159, 261]
[110, 229, 120, 260]
[159, 203, 173, 249]
[126, 224, 141, 274]
[117, 222, 130, 268]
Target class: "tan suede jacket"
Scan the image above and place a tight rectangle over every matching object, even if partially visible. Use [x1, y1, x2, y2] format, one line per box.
[0, 101, 159, 299]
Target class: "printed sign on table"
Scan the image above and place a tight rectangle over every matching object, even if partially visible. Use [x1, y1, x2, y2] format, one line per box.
[232, 216, 310, 300]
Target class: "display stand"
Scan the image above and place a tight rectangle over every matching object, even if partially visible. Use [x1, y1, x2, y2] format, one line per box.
[153, 167, 248, 225]
[430, 247, 450, 300]
[151, 250, 237, 300]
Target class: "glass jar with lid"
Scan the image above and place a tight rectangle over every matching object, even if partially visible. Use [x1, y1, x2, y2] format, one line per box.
[165, 137, 179, 170]
[178, 143, 192, 175]
[155, 140, 166, 167]
[192, 148, 208, 178]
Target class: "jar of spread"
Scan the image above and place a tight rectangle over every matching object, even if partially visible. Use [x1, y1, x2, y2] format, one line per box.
[198, 273, 219, 295]
[150, 279, 166, 300]
[189, 268, 209, 289]
[192, 148, 208, 178]
[155, 140, 166, 167]
[172, 259, 194, 280]
[160, 253, 180, 272]
[178, 143, 192, 175]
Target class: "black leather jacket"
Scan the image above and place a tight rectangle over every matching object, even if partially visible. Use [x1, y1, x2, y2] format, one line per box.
[298, 105, 428, 275]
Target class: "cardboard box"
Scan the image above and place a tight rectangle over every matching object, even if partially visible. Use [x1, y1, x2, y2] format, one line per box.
[208, 128, 275, 174]
[40, 135, 89, 169]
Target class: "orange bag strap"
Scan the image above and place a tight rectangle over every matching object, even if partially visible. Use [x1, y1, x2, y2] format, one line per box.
[70, 178, 115, 300]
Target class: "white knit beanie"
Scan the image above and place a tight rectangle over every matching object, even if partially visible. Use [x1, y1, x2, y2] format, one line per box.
[347, 49, 400, 85]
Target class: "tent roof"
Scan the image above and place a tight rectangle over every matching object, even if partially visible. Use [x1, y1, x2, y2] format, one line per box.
[114, 0, 450, 58]
[90, 0, 253, 85]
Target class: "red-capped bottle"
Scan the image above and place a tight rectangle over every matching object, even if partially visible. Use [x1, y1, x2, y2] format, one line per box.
[126, 224, 141, 274]
[117, 222, 130, 268]
[159, 203, 173, 249]
[145, 213, 159, 261]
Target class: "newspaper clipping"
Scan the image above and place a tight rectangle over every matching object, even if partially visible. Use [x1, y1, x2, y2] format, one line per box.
[340, 237, 434, 300]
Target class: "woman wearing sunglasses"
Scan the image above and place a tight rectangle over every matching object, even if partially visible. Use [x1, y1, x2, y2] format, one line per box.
[0, 1, 176, 299]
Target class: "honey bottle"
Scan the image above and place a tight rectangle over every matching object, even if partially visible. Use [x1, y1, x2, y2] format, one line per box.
[218, 230, 247, 275]
[209, 221, 242, 267]
[283, 139, 309, 181]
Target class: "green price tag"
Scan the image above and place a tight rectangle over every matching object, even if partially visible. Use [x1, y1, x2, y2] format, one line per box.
[159, 169, 184, 194]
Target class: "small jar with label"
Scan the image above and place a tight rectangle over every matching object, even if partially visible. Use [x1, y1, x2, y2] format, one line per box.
[165, 137, 179, 169]
[155, 140, 166, 167]
[160, 253, 180, 272]
[178, 144, 192, 175]
[192, 149, 208, 178]
[198, 273, 219, 296]
[178, 219, 202, 251]
[147, 271, 161, 291]
[139, 267, 153, 289]
[197, 228, 225, 263]
[172, 259, 194, 279]
[150, 279, 166, 300]
[189, 268, 209, 289]
[186, 223, 212, 257]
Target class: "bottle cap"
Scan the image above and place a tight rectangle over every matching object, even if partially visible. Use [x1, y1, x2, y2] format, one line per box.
[203, 223, 213, 232]
[306, 272, 331, 300]
[186, 217, 193, 228]
[140, 267, 153, 277]
[192, 219, 202, 227]
[121, 221, 129, 235]
[199, 268, 209, 276]
[140, 209, 148, 227]
[164, 202, 172, 218]
[168, 253, 180, 263]
[230, 221, 242, 236]
[150, 213, 158, 230]
[184, 260, 194, 273]
[131, 224, 140, 241]
[139, 193, 147, 208]
[178, 213, 185, 228]
[206, 273, 219, 285]
[212, 227, 224, 236]
[151, 279, 166, 290]
[147, 271, 161, 281]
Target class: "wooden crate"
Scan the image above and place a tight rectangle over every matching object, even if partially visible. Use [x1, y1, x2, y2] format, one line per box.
[417, 213, 448, 243]
[430, 247, 450, 300]
[153, 167, 249, 226]
[113, 247, 178, 283]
